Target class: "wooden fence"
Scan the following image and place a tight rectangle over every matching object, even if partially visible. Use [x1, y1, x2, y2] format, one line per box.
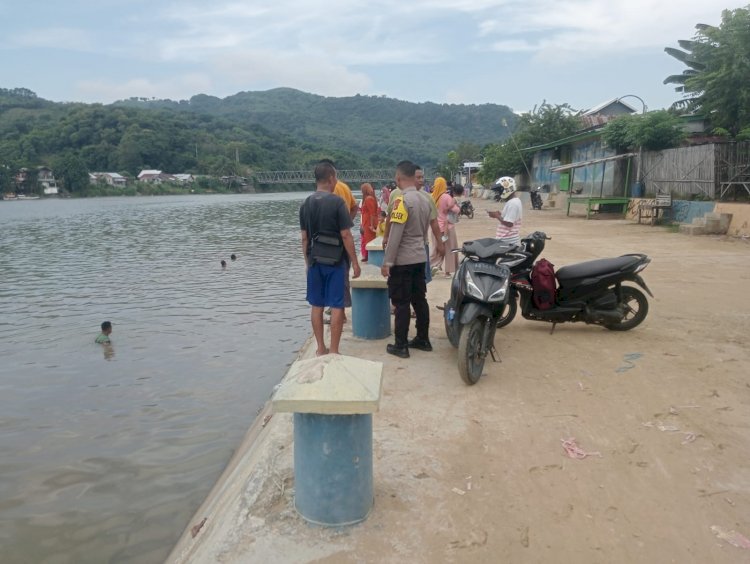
[639, 141, 750, 200]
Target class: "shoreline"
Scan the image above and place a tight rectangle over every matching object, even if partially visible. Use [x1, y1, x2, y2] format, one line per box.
[168, 199, 750, 563]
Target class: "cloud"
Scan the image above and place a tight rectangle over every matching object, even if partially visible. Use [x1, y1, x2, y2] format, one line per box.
[479, 0, 735, 59]
[8, 27, 94, 51]
[74, 74, 214, 103]
[214, 51, 372, 97]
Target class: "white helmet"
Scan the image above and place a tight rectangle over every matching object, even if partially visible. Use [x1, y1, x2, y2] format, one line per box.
[494, 176, 516, 200]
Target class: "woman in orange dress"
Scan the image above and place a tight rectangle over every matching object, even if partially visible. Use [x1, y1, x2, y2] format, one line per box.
[359, 183, 378, 261]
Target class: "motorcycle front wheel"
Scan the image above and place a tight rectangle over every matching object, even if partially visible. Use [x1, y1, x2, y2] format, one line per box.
[495, 294, 518, 329]
[458, 317, 486, 385]
[604, 286, 649, 331]
[444, 302, 460, 348]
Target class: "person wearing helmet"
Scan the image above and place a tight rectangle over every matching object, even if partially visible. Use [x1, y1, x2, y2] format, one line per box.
[488, 176, 523, 246]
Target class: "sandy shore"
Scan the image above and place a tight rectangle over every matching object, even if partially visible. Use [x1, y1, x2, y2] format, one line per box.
[168, 197, 750, 563]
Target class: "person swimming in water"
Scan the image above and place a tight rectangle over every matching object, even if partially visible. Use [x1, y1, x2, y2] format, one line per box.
[95, 321, 112, 344]
[221, 260, 227, 268]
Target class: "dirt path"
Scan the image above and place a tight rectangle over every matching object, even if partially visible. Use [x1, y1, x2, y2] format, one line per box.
[171, 198, 750, 563]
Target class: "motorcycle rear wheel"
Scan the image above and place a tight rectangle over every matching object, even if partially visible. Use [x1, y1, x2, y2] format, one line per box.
[495, 294, 518, 329]
[604, 286, 649, 331]
[458, 317, 486, 385]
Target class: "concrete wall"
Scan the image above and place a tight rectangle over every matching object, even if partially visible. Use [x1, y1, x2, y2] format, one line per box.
[715, 202, 750, 237]
[626, 198, 750, 236]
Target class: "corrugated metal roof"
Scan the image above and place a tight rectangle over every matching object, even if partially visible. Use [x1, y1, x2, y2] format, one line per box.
[549, 153, 636, 172]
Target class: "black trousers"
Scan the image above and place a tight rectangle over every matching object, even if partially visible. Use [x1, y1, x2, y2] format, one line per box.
[387, 262, 429, 347]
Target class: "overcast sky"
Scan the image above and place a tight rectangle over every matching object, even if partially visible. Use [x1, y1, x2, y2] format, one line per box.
[0, 0, 744, 113]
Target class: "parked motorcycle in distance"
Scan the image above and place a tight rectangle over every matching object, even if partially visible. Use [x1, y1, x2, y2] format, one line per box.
[530, 187, 543, 210]
[443, 238, 512, 385]
[494, 231, 653, 331]
[459, 199, 474, 219]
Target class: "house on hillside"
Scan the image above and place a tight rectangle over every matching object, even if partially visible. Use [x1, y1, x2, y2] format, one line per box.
[91, 172, 127, 187]
[37, 166, 59, 195]
[173, 174, 194, 183]
[137, 169, 175, 184]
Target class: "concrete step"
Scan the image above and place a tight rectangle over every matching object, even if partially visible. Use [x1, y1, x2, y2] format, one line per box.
[680, 224, 706, 236]
[691, 217, 706, 227]
[703, 212, 733, 233]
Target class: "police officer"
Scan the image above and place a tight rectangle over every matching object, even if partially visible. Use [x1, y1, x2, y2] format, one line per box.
[381, 160, 442, 358]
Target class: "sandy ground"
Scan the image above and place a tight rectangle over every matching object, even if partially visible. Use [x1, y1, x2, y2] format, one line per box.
[169, 198, 750, 563]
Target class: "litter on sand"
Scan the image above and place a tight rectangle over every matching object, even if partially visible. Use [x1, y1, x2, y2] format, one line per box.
[452, 487, 466, 496]
[711, 525, 750, 549]
[560, 437, 602, 459]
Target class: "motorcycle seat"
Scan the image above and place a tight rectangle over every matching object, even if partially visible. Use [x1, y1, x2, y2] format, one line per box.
[556, 255, 641, 282]
[462, 238, 517, 259]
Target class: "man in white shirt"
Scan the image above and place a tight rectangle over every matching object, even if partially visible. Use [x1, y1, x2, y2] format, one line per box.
[488, 176, 523, 247]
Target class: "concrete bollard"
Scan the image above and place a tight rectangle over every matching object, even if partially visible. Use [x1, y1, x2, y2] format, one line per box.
[365, 237, 385, 267]
[350, 264, 390, 340]
[272, 355, 383, 526]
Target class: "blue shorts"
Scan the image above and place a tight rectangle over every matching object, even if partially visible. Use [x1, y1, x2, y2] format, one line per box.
[307, 262, 346, 308]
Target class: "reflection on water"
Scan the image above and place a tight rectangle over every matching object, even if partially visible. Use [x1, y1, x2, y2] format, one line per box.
[0, 194, 312, 563]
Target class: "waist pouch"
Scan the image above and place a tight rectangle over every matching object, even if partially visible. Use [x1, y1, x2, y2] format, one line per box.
[311, 232, 343, 265]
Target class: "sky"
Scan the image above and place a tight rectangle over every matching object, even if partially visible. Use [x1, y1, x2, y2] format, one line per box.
[0, 0, 745, 113]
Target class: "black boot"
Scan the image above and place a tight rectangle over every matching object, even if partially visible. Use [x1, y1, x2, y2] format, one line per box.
[386, 343, 410, 358]
[407, 337, 432, 352]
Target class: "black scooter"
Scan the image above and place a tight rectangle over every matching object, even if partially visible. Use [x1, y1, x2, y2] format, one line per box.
[495, 232, 653, 332]
[443, 238, 512, 385]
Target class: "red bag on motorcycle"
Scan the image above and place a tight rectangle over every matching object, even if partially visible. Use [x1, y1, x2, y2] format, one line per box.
[531, 258, 556, 310]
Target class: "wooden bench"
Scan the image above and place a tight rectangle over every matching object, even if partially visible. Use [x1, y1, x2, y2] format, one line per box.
[566, 197, 630, 219]
[638, 192, 673, 225]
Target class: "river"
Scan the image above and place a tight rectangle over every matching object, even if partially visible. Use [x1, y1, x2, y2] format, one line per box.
[0, 193, 318, 563]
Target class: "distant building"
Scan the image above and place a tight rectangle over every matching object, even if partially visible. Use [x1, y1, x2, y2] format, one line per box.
[91, 172, 127, 187]
[173, 174, 194, 183]
[137, 169, 175, 184]
[37, 166, 59, 195]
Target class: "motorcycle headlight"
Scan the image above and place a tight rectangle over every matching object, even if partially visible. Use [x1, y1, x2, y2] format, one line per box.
[464, 270, 483, 300]
[488, 277, 509, 302]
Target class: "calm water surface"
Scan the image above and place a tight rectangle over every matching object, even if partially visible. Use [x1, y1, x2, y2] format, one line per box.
[0, 193, 314, 563]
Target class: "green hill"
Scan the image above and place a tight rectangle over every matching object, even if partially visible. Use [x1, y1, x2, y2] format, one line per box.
[0, 86, 515, 186]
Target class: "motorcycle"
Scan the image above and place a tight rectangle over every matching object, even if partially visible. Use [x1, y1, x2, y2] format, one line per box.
[443, 238, 513, 385]
[494, 231, 653, 332]
[530, 187, 543, 210]
[459, 199, 474, 219]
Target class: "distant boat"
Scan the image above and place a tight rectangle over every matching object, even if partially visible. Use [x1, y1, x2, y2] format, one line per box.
[2, 193, 41, 201]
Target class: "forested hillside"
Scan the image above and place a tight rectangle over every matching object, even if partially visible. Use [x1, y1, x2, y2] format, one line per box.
[0, 86, 515, 185]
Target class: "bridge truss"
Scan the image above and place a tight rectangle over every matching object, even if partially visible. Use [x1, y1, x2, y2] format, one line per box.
[252, 169, 433, 184]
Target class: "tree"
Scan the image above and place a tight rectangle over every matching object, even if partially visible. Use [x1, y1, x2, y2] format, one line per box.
[602, 111, 685, 152]
[476, 102, 582, 185]
[54, 153, 90, 192]
[664, 6, 750, 137]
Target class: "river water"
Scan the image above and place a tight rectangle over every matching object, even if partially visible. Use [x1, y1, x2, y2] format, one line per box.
[0, 193, 317, 563]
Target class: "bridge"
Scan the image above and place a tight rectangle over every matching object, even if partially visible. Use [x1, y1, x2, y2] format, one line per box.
[252, 169, 434, 184]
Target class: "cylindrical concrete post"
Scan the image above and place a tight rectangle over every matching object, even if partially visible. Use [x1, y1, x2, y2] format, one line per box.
[293, 413, 373, 526]
[351, 288, 390, 339]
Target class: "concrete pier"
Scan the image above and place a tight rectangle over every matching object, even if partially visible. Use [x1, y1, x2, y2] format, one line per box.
[168, 199, 750, 564]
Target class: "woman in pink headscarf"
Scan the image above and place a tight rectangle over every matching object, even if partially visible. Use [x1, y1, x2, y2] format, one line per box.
[429, 177, 460, 276]
[359, 183, 378, 261]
